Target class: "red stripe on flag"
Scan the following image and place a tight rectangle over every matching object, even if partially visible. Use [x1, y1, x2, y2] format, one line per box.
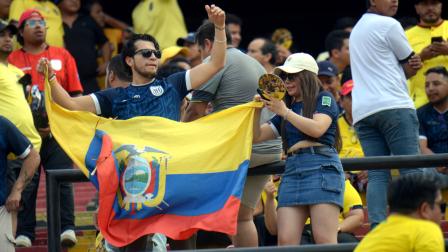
[96, 134, 241, 248]
[101, 195, 240, 247]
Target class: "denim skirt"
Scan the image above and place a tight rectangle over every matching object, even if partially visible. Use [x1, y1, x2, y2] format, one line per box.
[278, 147, 345, 208]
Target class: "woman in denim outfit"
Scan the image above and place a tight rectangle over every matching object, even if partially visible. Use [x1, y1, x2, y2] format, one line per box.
[253, 53, 345, 245]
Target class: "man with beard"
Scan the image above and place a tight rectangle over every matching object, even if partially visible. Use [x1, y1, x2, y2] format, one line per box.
[8, 9, 83, 248]
[406, 0, 448, 109]
[418, 67, 448, 179]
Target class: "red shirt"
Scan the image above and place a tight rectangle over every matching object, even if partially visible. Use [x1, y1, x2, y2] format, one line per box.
[8, 46, 83, 93]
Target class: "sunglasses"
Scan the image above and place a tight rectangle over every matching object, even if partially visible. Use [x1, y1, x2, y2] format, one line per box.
[279, 72, 296, 82]
[25, 20, 46, 28]
[134, 49, 162, 59]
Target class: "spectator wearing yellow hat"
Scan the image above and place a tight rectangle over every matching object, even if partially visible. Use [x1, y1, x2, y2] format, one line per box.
[160, 45, 189, 66]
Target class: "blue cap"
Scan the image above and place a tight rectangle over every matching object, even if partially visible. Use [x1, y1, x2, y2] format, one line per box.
[176, 32, 196, 46]
[0, 20, 17, 35]
[317, 60, 338, 77]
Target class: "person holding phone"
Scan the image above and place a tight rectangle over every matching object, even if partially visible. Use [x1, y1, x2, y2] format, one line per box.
[406, 0, 448, 108]
[253, 53, 345, 245]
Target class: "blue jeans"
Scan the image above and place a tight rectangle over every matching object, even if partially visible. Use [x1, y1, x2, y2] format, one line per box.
[354, 108, 423, 228]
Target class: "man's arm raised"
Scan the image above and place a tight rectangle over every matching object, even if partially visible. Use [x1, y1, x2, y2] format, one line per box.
[37, 58, 96, 113]
[189, 4, 226, 90]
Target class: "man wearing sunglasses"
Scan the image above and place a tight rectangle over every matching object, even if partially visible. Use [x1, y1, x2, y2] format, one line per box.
[8, 9, 83, 248]
[355, 173, 445, 252]
[39, 4, 225, 121]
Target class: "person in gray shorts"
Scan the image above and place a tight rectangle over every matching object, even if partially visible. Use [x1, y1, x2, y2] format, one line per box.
[184, 22, 282, 248]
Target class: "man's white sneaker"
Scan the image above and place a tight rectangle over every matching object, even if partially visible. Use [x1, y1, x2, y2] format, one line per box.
[60, 229, 77, 248]
[15, 235, 32, 247]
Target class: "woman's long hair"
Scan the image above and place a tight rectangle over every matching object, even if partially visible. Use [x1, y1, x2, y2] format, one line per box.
[281, 70, 342, 152]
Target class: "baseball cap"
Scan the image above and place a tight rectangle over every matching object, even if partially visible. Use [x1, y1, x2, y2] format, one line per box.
[317, 60, 338, 77]
[0, 20, 18, 35]
[160, 46, 189, 65]
[176, 32, 195, 46]
[340, 80, 354, 96]
[18, 9, 44, 28]
[274, 53, 318, 75]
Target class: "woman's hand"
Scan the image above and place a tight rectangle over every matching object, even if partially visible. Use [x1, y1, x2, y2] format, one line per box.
[263, 98, 288, 117]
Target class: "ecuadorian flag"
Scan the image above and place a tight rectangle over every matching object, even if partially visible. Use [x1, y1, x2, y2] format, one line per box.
[44, 79, 261, 247]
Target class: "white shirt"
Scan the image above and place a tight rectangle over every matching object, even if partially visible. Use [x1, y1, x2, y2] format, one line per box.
[350, 13, 415, 124]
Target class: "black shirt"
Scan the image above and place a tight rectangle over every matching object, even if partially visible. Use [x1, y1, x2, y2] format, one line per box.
[63, 14, 108, 92]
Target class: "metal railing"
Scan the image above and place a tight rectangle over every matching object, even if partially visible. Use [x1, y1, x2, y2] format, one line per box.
[46, 153, 448, 252]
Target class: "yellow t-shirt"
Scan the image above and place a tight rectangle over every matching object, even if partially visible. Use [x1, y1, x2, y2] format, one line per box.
[0, 64, 41, 151]
[132, 0, 187, 50]
[405, 21, 448, 109]
[340, 180, 363, 222]
[355, 215, 445, 252]
[9, 0, 64, 48]
[306, 180, 362, 224]
[338, 115, 364, 159]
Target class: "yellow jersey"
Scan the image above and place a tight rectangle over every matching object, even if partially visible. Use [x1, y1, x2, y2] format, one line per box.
[0, 63, 41, 151]
[306, 180, 362, 224]
[405, 21, 448, 108]
[132, 0, 187, 49]
[355, 214, 444, 252]
[338, 114, 364, 158]
[9, 0, 64, 48]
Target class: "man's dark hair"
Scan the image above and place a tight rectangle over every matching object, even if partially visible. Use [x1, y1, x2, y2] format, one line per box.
[388, 173, 441, 215]
[334, 17, 356, 30]
[366, 0, 371, 9]
[325, 29, 350, 57]
[121, 33, 160, 75]
[195, 21, 232, 48]
[225, 13, 242, 26]
[108, 54, 132, 82]
[425, 66, 448, 79]
[258, 38, 277, 65]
